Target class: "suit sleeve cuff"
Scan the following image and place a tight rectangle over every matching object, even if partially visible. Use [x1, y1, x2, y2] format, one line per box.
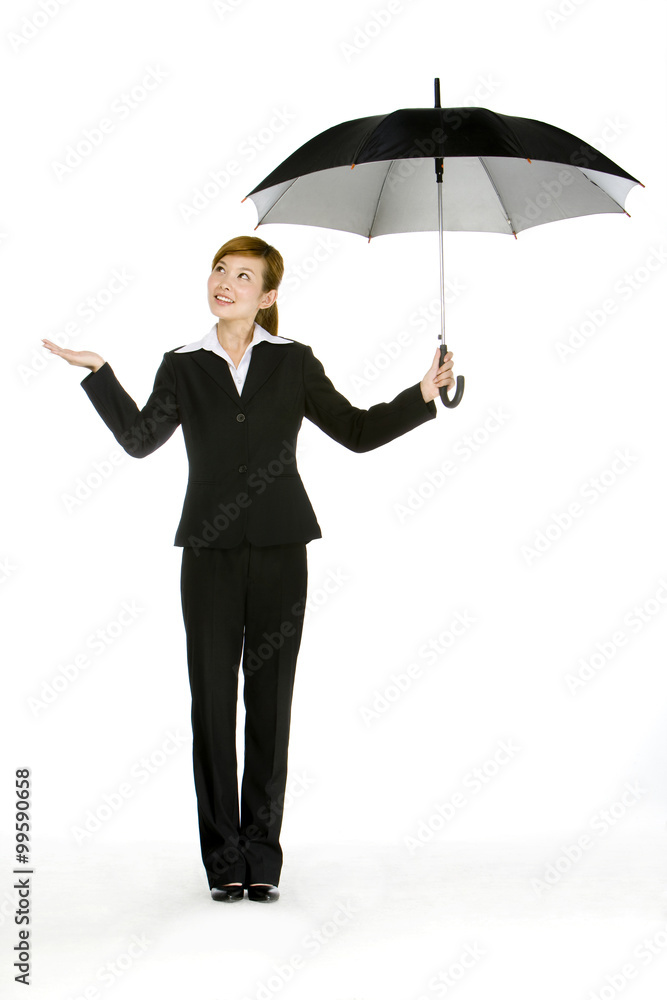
[80, 361, 110, 386]
[407, 381, 437, 418]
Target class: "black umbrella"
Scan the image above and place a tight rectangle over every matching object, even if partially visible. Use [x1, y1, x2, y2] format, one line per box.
[244, 80, 643, 407]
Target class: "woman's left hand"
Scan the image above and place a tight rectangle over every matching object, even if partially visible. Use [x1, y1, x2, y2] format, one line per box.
[421, 348, 455, 403]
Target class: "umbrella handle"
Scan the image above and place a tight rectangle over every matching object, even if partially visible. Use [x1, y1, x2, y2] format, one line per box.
[438, 343, 465, 408]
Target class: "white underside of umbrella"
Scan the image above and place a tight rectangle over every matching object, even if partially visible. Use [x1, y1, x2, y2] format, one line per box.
[249, 156, 636, 238]
[248, 153, 639, 408]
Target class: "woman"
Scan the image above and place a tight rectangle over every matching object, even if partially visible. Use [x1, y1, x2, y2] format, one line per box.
[42, 235, 455, 904]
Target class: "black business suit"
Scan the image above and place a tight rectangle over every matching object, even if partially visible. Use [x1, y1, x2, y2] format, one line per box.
[80, 331, 437, 886]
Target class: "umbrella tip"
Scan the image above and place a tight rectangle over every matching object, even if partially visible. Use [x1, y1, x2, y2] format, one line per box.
[351, 163, 355, 169]
[512, 230, 517, 239]
[526, 158, 532, 164]
[624, 210, 631, 217]
[241, 196, 247, 203]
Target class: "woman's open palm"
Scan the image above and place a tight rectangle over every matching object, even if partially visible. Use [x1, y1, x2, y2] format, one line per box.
[42, 339, 104, 372]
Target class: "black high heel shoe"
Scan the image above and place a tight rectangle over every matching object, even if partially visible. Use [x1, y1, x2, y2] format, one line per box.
[247, 883, 279, 902]
[210, 882, 244, 902]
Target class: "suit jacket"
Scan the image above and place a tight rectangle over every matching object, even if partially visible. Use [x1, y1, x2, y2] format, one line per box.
[80, 337, 437, 549]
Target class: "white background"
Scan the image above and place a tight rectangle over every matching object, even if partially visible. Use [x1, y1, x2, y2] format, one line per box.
[1, 0, 666, 998]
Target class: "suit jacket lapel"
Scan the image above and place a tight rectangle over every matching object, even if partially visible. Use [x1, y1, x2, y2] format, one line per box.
[189, 341, 288, 407]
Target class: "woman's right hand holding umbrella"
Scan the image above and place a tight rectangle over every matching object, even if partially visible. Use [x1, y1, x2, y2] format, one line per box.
[42, 339, 105, 373]
[420, 348, 454, 403]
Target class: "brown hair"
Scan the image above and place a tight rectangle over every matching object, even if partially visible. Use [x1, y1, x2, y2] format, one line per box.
[211, 236, 284, 336]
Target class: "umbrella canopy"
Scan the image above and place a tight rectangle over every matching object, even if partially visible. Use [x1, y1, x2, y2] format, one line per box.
[245, 106, 642, 238]
[244, 82, 643, 407]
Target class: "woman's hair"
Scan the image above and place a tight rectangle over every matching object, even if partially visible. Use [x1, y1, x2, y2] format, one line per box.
[211, 236, 284, 336]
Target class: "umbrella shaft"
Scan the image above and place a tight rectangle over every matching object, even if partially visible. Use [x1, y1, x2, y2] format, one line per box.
[437, 175, 445, 347]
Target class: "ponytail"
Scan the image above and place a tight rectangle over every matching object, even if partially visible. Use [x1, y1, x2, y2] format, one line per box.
[255, 301, 279, 336]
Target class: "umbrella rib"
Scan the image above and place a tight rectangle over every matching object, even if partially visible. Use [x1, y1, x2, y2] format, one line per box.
[578, 170, 629, 213]
[254, 176, 301, 224]
[478, 157, 516, 236]
[351, 113, 392, 166]
[483, 109, 531, 160]
[367, 161, 394, 239]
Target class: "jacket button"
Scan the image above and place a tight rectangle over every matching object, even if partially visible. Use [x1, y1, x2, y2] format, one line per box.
[238, 465, 247, 473]
[236, 413, 245, 422]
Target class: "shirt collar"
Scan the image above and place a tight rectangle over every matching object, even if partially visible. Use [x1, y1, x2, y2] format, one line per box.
[174, 322, 292, 353]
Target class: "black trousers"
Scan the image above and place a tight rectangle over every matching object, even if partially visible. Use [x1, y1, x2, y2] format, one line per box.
[180, 538, 308, 888]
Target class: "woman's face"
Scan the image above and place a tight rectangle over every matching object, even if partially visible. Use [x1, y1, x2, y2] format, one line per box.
[208, 254, 277, 326]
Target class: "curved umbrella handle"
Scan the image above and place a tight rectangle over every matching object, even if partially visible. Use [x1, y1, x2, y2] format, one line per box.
[439, 343, 465, 408]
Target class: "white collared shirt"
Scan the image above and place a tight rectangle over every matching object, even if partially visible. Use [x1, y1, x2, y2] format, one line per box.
[175, 322, 293, 395]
